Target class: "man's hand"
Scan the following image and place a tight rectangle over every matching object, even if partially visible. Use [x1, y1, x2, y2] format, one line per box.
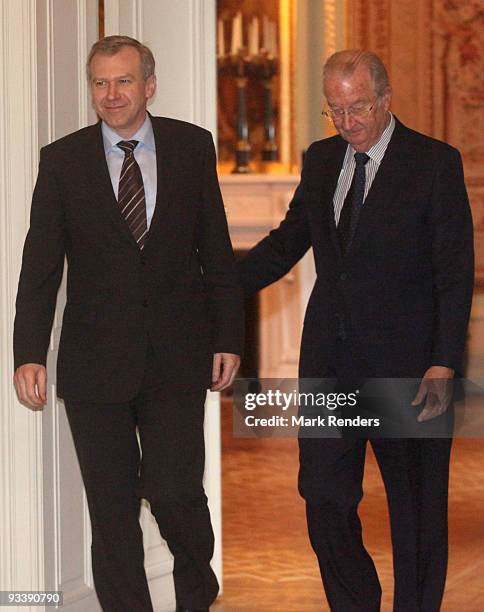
[411, 366, 454, 422]
[14, 363, 47, 410]
[211, 353, 240, 391]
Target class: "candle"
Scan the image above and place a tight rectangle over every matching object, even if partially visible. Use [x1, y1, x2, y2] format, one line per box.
[269, 21, 278, 57]
[237, 12, 244, 52]
[249, 17, 259, 56]
[231, 12, 243, 55]
[262, 15, 269, 52]
[217, 19, 225, 57]
[230, 15, 237, 55]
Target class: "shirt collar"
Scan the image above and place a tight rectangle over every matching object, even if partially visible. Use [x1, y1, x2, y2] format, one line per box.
[343, 112, 395, 167]
[102, 113, 155, 154]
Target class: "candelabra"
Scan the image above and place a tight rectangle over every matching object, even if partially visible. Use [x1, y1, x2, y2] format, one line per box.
[217, 13, 279, 173]
[218, 53, 251, 174]
[249, 53, 279, 164]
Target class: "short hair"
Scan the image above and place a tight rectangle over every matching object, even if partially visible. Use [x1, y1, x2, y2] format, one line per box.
[86, 35, 155, 81]
[323, 50, 389, 97]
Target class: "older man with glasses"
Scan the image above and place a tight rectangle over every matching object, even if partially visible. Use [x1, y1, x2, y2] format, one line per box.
[239, 50, 474, 611]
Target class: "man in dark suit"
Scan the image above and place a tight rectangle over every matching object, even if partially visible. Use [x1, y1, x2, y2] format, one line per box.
[239, 50, 473, 611]
[13, 35, 243, 612]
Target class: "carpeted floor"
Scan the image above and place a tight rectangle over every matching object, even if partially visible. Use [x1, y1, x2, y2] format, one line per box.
[212, 400, 484, 611]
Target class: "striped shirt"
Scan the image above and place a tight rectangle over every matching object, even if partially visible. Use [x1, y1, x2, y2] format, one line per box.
[333, 112, 395, 225]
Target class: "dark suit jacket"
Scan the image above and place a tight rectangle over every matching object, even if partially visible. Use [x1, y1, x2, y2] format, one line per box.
[14, 116, 244, 402]
[239, 118, 474, 378]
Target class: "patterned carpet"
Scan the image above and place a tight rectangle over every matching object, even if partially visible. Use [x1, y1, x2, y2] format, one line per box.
[212, 401, 484, 611]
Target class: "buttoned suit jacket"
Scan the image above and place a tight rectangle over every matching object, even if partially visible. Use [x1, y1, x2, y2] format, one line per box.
[14, 115, 244, 402]
[239, 118, 474, 378]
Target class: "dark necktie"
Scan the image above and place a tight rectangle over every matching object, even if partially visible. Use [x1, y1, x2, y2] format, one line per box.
[117, 140, 147, 249]
[337, 152, 370, 254]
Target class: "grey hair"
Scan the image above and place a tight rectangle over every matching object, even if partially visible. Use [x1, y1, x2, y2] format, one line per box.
[323, 50, 389, 97]
[86, 35, 155, 80]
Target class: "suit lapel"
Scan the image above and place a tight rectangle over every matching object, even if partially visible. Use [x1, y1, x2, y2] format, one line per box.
[84, 116, 178, 251]
[318, 138, 347, 256]
[144, 116, 176, 249]
[345, 119, 410, 257]
[85, 122, 139, 248]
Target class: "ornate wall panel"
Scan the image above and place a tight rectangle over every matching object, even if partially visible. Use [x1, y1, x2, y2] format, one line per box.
[347, 0, 484, 284]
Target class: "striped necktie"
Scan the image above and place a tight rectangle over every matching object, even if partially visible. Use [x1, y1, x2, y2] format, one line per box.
[337, 152, 370, 254]
[117, 140, 147, 249]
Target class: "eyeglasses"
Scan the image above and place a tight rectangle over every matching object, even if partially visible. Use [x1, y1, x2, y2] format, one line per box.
[322, 101, 376, 122]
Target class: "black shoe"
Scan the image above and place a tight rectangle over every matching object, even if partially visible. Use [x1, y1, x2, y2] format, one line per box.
[176, 607, 209, 612]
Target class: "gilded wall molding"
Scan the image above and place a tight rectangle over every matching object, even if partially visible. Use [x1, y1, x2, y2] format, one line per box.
[324, 0, 337, 59]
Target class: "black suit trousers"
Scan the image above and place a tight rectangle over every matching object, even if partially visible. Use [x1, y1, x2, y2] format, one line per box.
[298, 340, 452, 612]
[64, 348, 218, 611]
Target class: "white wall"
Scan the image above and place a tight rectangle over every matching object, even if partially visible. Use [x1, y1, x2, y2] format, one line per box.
[105, 0, 217, 131]
[1, 2, 101, 610]
[0, 1, 43, 603]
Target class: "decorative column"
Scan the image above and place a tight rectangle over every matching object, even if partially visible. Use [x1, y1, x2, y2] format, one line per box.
[0, 0, 44, 597]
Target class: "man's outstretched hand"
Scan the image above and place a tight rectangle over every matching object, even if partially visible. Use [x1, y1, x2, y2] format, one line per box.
[211, 353, 240, 391]
[411, 365, 454, 422]
[14, 363, 47, 410]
